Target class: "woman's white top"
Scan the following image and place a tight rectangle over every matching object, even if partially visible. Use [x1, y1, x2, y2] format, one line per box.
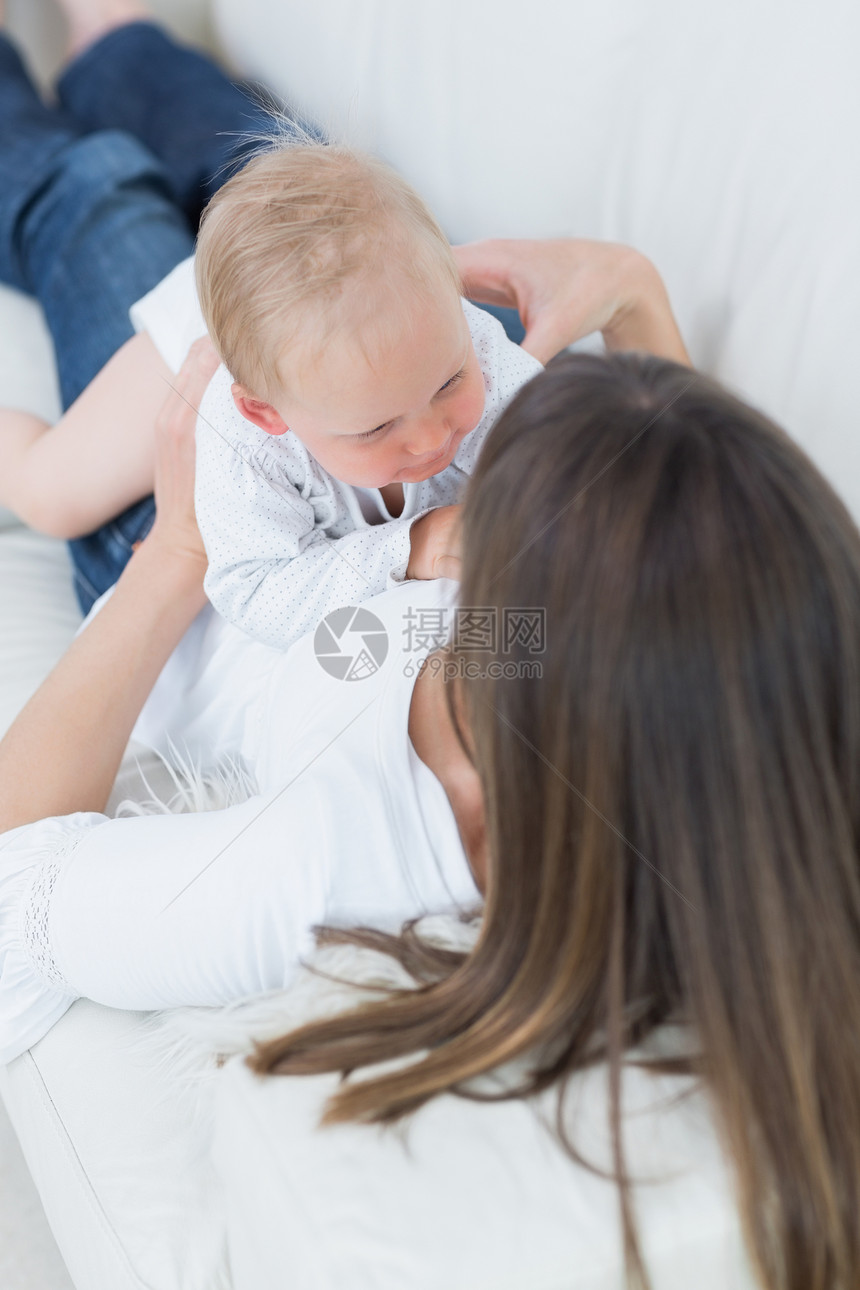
[0, 580, 478, 1065]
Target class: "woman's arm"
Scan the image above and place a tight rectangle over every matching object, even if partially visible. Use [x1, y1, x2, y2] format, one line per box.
[453, 238, 691, 367]
[0, 340, 219, 833]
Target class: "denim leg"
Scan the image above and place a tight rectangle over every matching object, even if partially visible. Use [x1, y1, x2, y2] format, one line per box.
[0, 34, 195, 609]
[37, 127, 197, 611]
[56, 21, 305, 227]
[19, 129, 194, 407]
[31, 133, 196, 610]
[0, 35, 84, 293]
[0, 34, 194, 405]
[67, 495, 158, 612]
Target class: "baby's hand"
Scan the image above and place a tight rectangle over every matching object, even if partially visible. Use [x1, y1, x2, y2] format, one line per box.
[407, 506, 462, 581]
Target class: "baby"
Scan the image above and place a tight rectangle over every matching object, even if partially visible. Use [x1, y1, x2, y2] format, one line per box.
[1, 142, 541, 648]
[184, 143, 541, 647]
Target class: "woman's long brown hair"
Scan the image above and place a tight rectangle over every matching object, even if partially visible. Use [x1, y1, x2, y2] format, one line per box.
[252, 353, 860, 1290]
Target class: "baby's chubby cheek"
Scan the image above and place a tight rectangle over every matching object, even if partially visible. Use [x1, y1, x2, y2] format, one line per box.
[299, 434, 396, 488]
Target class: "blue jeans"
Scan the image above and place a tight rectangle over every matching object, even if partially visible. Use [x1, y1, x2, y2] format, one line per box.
[0, 24, 281, 610]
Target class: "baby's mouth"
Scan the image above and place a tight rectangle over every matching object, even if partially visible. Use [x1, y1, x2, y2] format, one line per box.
[421, 447, 448, 468]
[406, 439, 455, 477]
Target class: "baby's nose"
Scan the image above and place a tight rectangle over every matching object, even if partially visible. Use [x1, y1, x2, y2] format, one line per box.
[406, 417, 449, 458]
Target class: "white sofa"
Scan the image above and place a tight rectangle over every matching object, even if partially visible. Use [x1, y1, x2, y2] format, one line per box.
[1, 1, 857, 1286]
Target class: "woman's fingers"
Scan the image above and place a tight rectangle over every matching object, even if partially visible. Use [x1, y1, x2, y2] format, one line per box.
[454, 237, 672, 365]
[155, 337, 221, 440]
[149, 337, 221, 563]
[452, 240, 519, 310]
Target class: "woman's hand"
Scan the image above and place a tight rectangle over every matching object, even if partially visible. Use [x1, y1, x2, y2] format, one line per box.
[0, 339, 221, 832]
[144, 336, 220, 569]
[453, 238, 691, 367]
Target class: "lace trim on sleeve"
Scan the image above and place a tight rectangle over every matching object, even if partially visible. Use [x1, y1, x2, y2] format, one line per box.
[19, 830, 88, 994]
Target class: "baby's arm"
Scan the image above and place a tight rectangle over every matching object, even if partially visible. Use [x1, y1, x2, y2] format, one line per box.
[0, 332, 172, 538]
[196, 422, 460, 649]
[202, 506, 423, 651]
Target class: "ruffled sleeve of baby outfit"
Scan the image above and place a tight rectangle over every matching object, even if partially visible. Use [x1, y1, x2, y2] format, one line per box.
[0, 813, 105, 1065]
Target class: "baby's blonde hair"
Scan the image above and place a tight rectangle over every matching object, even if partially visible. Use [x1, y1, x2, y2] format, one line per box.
[195, 141, 462, 402]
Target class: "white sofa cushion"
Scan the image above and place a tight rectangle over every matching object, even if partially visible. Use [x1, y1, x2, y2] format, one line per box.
[0, 1000, 229, 1290]
[0, 528, 80, 739]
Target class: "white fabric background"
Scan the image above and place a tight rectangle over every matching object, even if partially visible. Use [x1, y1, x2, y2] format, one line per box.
[215, 0, 860, 518]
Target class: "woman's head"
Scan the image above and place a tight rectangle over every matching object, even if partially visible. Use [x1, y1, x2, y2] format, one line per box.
[256, 353, 860, 1290]
[459, 350, 860, 1035]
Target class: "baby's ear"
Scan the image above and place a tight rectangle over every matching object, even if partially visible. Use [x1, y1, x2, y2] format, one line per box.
[231, 383, 289, 436]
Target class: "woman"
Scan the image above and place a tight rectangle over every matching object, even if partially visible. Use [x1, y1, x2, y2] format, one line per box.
[237, 356, 860, 1290]
[249, 353, 860, 1290]
[3, 331, 860, 1288]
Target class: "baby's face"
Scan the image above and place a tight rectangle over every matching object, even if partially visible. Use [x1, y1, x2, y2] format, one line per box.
[262, 290, 486, 489]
